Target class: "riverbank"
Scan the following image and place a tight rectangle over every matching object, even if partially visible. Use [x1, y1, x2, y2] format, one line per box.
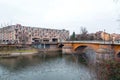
[0, 48, 63, 58]
[96, 60, 120, 80]
[0, 48, 38, 57]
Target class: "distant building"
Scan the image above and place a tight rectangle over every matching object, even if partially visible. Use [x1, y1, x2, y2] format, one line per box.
[101, 32, 111, 41]
[0, 24, 69, 44]
[75, 31, 120, 41]
[111, 33, 120, 41]
[94, 31, 103, 40]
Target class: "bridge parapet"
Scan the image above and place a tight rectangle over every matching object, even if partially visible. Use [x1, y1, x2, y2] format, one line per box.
[62, 41, 120, 45]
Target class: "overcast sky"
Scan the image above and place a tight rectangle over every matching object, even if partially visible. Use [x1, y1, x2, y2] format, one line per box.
[0, 0, 120, 34]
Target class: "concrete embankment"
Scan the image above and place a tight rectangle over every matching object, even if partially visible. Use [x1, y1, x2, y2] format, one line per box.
[0, 52, 37, 58]
[10, 52, 35, 56]
[38, 48, 62, 52]
[0, 48, 62, 58]
[0, 48, 38, 58]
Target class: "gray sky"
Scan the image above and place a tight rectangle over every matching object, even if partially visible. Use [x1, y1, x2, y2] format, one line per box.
[0, 0, 120, 34]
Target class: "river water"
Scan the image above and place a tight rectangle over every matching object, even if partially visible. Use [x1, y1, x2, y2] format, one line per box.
[0, 51, 119, 80]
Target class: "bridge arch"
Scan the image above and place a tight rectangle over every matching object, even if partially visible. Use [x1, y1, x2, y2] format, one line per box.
[75, 45, 87, 51]
[74, 44, 97, 54]
[75, 45, 87, 53]
[74, 44, 99, 52]
[116, 51, 120, 58]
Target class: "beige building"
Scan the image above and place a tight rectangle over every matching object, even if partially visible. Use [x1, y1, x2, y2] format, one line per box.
[101, 32, 111, 41]
[0, 24, 69, 44]
[101, 32, 120, 42]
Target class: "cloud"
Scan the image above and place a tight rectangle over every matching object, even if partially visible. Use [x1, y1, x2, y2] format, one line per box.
[0, 0, 120, 34]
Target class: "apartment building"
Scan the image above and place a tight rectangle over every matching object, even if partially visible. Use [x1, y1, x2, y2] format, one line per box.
[0, 24, 69, 44]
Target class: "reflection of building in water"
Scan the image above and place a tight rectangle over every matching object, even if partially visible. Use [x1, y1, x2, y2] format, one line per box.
[0, 24, 69, 44]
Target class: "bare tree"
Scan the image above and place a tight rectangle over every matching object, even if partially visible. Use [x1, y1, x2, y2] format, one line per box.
[79, 27, 88, 40]
[80, 27, 88, 34]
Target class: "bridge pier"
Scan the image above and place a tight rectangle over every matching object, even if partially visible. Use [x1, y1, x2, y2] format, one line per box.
[62, 46, 74, 54]
[96, 48, 114, 62]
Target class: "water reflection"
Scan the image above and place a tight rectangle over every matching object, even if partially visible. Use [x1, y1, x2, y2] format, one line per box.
[0, 52, 97, 80]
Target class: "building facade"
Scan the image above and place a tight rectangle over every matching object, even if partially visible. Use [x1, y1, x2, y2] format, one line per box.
[0, 24, 69, 44]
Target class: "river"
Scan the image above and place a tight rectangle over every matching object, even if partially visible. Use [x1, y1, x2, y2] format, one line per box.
[0, 51, 119, 80]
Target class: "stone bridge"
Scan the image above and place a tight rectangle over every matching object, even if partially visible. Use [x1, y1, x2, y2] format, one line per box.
[61, 41, 120, 60]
